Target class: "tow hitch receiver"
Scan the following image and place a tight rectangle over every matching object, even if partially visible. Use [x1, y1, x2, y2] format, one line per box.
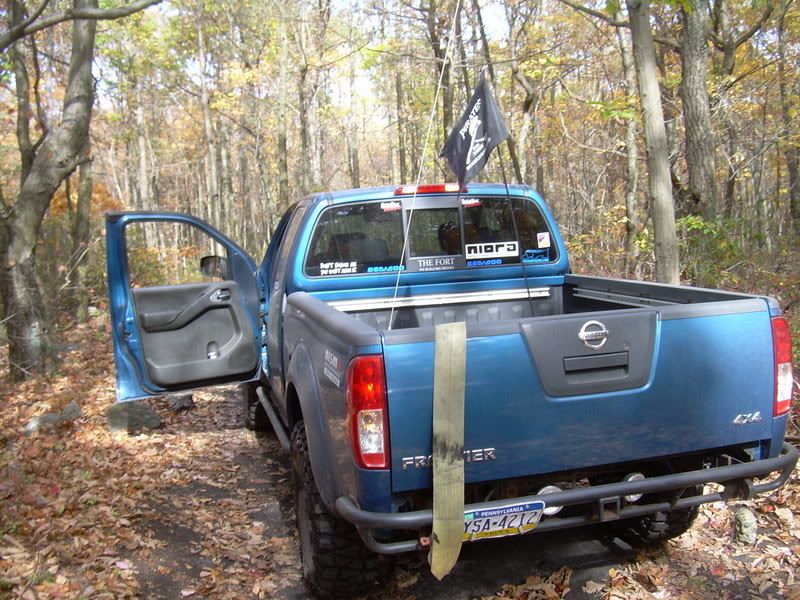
[597, 496, 622, 522]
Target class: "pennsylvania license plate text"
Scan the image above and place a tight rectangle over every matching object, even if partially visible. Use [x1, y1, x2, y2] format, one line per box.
[463, 500, 546, 541]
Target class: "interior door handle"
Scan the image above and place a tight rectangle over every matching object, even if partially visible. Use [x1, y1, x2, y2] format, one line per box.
[140, 286, 234, 332]
[211, 288, 231, 302]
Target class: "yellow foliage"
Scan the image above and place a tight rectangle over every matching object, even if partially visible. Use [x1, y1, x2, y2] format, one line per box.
[50, 180, 123, 217]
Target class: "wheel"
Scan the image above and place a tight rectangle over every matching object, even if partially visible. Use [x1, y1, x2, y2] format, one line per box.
[290, 421, 380, 598]
[614, 486, 701, 547]
[241, 382, 269, 431]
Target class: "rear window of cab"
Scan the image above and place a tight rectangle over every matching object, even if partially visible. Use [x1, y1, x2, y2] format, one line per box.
[303, 196, 557, 277]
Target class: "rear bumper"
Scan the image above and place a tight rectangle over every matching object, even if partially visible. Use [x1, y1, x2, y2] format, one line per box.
[335, 442, 798, 555]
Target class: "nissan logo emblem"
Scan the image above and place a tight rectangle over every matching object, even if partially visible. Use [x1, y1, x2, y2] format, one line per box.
[578, 320, 610, 350]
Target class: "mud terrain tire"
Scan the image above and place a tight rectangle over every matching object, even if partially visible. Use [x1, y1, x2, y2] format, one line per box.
[291, 421, 379, 598]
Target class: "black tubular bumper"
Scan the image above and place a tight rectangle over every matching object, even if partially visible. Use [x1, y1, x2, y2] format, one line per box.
[335, 442, 798, 555]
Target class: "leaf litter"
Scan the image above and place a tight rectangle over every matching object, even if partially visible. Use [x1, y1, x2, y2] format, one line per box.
[1, 318, 798, 599]
[0, 318, 301, 599]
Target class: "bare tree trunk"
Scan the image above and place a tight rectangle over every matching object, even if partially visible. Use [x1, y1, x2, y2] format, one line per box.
[11, 0, 35, 185]
[298, 65, 311, 194]
[134, 83, 154, 247]
[778, 1, 800, 234]
[615, 10, 640, 275]
[255, 135, 275, 238]
[1, 0, 97, 379]
[310, 91, 323, 190]
[197, 23, 220, 228]
[220, 122, 234, 229]
[425, 0, 453, 143]
[455, 5, 471, 99]
[108, 141, 126, 205]
[712, 0, 772, 78]
[472, 0, 523, 184]
[512, 64, 539, 188]
[347, 61, 360, 188]
[71, 148, 92, 322]
[395, 72, 408, 184]
[277, 18, 289, 211]
[680, 0, 718, 219]
[627, 0, 680, 284]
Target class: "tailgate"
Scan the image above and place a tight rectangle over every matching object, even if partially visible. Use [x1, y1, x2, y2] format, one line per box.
[384, 306, 775, 493]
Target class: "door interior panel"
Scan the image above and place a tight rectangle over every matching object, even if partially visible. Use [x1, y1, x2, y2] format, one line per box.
[132, 282, 258, 388]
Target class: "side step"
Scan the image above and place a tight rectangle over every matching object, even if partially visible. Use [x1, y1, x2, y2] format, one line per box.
[256, 386, 291, 450]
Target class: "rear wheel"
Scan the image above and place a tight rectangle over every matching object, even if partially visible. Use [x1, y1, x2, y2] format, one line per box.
[614, 486, 702, 547]
[241, 382, 269, 431]
[291, 421, 380, 598]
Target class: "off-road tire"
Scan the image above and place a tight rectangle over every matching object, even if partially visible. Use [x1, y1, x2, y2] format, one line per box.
[615, 486, 701, 547]
[290, 421, 379, 598]
[241, 383, 269, 431]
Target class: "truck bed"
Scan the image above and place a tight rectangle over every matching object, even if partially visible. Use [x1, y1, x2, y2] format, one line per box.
[311, 275, 780, 495]
[329, 275, 767, 330]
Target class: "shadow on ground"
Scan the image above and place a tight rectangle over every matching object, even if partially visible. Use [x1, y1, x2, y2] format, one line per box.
[129, 385, 641, 600]
[382, 528, 635, 600]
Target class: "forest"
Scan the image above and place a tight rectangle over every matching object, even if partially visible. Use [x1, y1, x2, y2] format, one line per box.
[0, 0, 798, 380]
[1, 1, 800, 598]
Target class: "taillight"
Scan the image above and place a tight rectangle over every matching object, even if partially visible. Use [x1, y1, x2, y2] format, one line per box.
[346, 355, 389, 469]
[394, 183, 463, 195]
[772, 316, 794, 416]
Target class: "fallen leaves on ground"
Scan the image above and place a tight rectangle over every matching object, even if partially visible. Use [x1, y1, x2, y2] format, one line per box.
[483, 466, 800, 600]
[488, 566, 573, 599]
[1, 319, 799, 600]
[0, 317, 300, 599]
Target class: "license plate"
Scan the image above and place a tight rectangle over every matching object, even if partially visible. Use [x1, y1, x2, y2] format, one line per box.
[463, 500, 546, 541]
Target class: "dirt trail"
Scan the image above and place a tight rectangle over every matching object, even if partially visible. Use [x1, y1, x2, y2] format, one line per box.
[2, 322, 799, 600]
[129, 387, 306, 599]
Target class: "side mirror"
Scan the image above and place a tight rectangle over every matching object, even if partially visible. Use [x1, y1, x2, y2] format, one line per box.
[200, 255, 229, 279]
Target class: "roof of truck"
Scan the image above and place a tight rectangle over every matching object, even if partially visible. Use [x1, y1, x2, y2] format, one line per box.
[323, 183, 537, 204]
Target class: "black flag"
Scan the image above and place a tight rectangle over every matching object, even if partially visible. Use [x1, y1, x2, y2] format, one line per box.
[440, 72, 509, 187]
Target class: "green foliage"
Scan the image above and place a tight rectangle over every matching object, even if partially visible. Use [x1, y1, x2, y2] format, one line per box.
[662, 0, 693, 12]
[566, 204, 639, 277]
[604, 0, 621, 16]
[37, 212, 109, 317]
[586, 98, 637, 122]
[677, 215, 742, 289]
[677, 216, 800, 366]
[126, 246, 168, 288]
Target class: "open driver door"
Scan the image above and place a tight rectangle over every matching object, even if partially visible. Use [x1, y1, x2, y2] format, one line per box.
[105, 212, 262, 402]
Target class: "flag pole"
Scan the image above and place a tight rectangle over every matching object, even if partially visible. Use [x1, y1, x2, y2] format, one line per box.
[494, 109, 535, 317]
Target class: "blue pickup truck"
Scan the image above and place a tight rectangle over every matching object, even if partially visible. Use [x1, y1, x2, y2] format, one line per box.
[106, 183, 797, 598]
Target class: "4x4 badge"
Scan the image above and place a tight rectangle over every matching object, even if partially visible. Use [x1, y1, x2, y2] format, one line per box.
[578, 320, 609, 350]
[733, 412, 762, 425]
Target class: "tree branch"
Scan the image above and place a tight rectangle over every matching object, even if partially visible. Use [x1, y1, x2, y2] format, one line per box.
[557, 0, 628, 26]
[733, 1, 774, 48]
[1, 0, 53, 52]
[723, 58, 779, 91]
[0, 0, 164, 53]
[708, 29, 724, 51]
[557, 0, 679, 48]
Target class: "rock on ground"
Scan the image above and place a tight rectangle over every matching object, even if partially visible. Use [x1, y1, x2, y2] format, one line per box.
[168, 393, 195, 412]
[107, 400, 162, 433]
[734, 506, 758, 544]
[24, 401, 82, 435]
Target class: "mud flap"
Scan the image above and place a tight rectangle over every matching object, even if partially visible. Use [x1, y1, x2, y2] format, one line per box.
[428, 321, 467, 579]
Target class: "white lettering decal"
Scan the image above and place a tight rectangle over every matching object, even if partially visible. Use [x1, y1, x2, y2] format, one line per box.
[323, 366, 340, 387]
[319, 260, 358, 276]
[415, 256, 457, 272]
[465, 242, 519, 260]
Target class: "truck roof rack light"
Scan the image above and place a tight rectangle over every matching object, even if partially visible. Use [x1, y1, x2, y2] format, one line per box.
[394, 183, 463, 195]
